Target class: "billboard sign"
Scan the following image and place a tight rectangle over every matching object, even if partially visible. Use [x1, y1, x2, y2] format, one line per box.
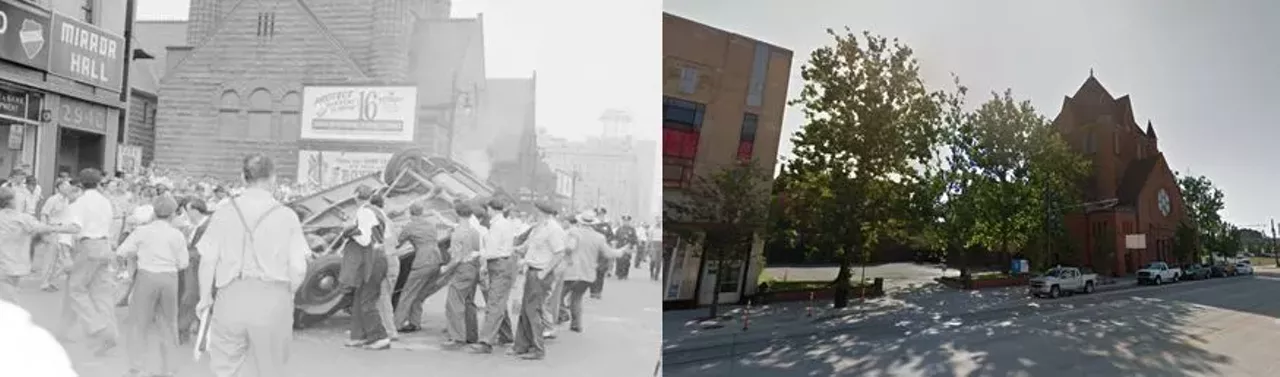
[300, 86, 417, 142]
[0, 1, 51, 70]
[47, 11, 125, 91]
[296, 149, 393, 187]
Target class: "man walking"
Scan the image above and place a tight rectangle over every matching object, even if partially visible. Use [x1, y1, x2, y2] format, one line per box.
[441, 202, 483, 348]
[58, 168, 120, 357]
[470, 199, 517, 354]
[561, 212, 622, 333]
[648, 221, 663, 281]
[336, 185, 391, 350]
[614, 216, 639, 280]
[394, 202, 445, 332]
[511, 201, 566, 360]
[196, 154, 310, 376]
[116, 195, 189, 377]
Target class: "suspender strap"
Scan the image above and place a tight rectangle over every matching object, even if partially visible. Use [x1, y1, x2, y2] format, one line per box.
[229, 199, 286, 282]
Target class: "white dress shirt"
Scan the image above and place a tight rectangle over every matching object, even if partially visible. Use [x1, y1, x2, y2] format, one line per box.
[116, 220, 190, 274]
[196, 188, 309, 293]
[68, 189, 114, 239]
[481, 214, 515, 260]
[353, 205, 380, 247]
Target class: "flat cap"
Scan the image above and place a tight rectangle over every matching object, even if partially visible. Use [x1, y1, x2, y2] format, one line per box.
[534, 201, 558, 215]
[153, 195, 178, 218]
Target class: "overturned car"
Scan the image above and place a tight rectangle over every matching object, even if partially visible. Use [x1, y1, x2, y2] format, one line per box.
[288, 148, 500, 328]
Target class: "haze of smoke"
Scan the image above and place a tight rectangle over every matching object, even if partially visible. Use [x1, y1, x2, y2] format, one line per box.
[461, 149, 492, 181]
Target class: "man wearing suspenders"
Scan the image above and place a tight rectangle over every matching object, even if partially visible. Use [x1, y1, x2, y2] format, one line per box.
[195, 154, 310, 376]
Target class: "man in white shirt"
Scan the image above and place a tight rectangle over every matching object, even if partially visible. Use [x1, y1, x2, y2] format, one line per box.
[38, 179, 79, 291]
[116, 195, 189, 376]
[511, 201, 566, 360]
[58, 168, 119, 357]
[336, 185, 391, 350]
[196, 154, 311, 376]
[470, 199, 517, 354]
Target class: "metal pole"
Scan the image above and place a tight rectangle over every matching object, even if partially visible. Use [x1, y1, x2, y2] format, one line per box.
[1272, 219, 1278, 267]
[117, 0, 139, 173]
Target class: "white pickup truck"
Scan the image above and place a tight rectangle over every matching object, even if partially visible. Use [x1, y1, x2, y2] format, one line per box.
[1136, 262, 1182, 285]
[1028, 267, 1098, 298]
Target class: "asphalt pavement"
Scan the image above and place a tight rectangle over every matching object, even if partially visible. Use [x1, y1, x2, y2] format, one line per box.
[664, 271, 1280, 377]
[15, 264, 662, 377]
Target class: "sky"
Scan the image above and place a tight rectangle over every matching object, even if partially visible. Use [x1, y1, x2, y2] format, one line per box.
[665, 0, 1280, 229]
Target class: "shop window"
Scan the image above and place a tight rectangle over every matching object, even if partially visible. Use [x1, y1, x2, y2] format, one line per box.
[248, 89, 273, 140]
[280, 92, 301, 141]
[218, 90, 242, 138]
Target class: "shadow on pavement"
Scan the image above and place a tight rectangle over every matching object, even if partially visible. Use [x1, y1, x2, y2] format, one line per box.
[666, 274, 1280, 377]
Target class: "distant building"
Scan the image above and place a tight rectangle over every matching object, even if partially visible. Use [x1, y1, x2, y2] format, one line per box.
[1053, 75, 1188, 275]
[538, 129, 644, 218]
[662, 13, 792, 309]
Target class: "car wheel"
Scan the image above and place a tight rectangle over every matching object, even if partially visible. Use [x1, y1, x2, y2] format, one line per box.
[1084, 281, 1094, 294]
[1049, 286, 1060, 298]
[1154, 276, 1162, 285]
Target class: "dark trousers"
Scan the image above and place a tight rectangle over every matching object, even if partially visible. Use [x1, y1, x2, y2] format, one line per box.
[560, 280, 592, 330]
[479, 257, 516, 346]
[350, 256, 388, 341]
[513, 268, 551, 356]
[590, 267, 607, 297]
[615, 254, 632, 279]
[445, 262, 480, 343]
[177, 256, 201, 343]
[393, 262, 442, 328]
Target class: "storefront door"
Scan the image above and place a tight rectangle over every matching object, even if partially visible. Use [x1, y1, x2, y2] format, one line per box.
[698, 259, 745, 305]
[56, 127, 104, 177]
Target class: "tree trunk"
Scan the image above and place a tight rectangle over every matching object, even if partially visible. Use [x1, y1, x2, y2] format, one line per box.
[707, 256, 722, 319]
[833, 245, 853, 308]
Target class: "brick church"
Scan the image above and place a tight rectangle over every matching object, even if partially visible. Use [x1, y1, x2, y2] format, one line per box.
[138, 0, 537, 182]
[1053, 74, 1188, 275]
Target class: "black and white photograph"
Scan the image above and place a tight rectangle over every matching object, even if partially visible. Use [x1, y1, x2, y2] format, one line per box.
[0, 0, 660, 376]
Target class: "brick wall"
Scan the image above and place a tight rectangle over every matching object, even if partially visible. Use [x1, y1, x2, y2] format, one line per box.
[127, 91, 157, 164]
[156, 0, 371, 180]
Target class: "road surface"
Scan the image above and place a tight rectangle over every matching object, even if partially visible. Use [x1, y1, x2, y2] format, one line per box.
[665, 271, 1280, 377]
[14, 267, 661, 377]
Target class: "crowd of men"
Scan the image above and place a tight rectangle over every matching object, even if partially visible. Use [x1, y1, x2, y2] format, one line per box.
[0, 155, 663, 377]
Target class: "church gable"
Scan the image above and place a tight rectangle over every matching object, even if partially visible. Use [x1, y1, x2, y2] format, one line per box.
[164, 0, 368, 86]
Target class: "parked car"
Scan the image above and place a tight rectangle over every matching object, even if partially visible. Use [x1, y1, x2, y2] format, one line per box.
[1218, 262, 1239, 276]
[1235, 262, 1254, 275]
[1028, 266, 1098, 298]
[1208, 264, 1229, 278]
[1136, 262, 1182, 285]
[1181, 264, 1210, 280]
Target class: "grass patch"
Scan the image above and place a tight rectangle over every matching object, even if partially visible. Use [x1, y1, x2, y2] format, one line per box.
[1249, 257, 1276, 267]
[969, 271, 1016, 281]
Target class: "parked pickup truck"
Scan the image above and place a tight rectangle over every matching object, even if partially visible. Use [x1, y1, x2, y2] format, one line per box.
[1136, 262, 1182, 285]
[1028, 267, 1098, 298]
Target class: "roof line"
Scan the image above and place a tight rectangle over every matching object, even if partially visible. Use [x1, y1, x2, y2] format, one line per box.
[290, 0, 371, 78]
[173, 0, 370, 80]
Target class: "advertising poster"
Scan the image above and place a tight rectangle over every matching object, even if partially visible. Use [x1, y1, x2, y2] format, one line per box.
[297, 150, 393, 187]
[116, 145, 141, 173]
[300, 86, 417, 142]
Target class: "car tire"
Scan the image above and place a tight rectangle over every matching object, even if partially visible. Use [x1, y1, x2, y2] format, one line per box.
[1049, 286, 1060, 299]
[1084, 281, 1094, 294]
[1154, 276, 1162, 285]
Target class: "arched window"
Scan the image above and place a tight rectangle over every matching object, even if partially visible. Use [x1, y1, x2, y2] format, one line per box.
[218, 90, 241, 138]
[248, 88, 273, 140]
[280, 91, 301, 141]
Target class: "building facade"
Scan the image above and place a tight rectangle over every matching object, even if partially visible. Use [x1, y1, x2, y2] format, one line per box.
[1053, 75, 1188, 276]
[0, 0, 133, 193]
[662, 13, 792, 309]
[152, 0, 493, 181]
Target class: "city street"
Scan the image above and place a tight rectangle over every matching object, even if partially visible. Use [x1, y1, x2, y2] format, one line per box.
[15, 267, 661, 377]
[664, 270, 1280, 377]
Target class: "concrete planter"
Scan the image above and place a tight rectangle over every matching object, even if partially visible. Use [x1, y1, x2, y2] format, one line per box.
[939, 274, 1030, 290]
[753, 278, 885, 304]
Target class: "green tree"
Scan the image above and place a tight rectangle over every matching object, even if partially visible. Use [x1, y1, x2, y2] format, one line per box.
[664, 160, 773, 319]
[1026, 119, 1091, 268]
[917, 78, 980, 277]
[1172, 221, 1198, 264]
[1177, 174, 1225, 262]
[784, 29, 947, 308]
